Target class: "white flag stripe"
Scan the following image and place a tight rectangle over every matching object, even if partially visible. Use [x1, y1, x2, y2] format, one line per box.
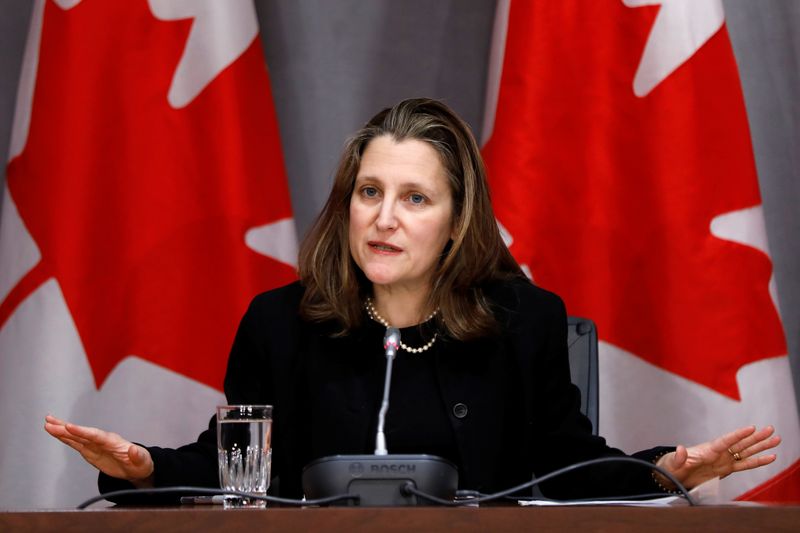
[148, 0, 259, 108]
[710, 206, 782, 316]
[480, 0, 511, 146]
[710, 205, 770, 256]
[624, 0, 725, 97]
[52, 0, 82, 8]
[0, 279, 224, 508]
[0, 185, 41, 304]
[599, 341, 799, 501]
[244, 217, 299, 268]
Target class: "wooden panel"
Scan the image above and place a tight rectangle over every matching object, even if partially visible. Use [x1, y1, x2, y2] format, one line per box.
[2, 505, 799, 533]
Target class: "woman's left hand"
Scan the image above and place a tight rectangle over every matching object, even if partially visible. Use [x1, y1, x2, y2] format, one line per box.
[656, 425, 781, 490]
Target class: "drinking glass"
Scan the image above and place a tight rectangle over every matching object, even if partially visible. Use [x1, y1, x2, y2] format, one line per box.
[216, 405, 272, 508]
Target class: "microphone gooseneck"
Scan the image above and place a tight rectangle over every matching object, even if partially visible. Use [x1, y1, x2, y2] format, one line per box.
[301, 324, 457, 506]
[375, 327, 401, 455]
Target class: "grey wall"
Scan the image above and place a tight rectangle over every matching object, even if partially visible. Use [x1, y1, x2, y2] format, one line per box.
[0, 0, 32, 175]
[724, 0, 800, 408]
[1, 0, 798, 412]
[255, 0, 494, 234]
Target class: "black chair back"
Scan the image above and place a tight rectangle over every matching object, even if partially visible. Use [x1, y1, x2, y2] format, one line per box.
[566, 317, 599, 435]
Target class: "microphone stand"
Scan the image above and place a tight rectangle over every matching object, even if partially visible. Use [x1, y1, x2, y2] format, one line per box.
[374, 327, 399, 455]
[302, 327, 458, 506]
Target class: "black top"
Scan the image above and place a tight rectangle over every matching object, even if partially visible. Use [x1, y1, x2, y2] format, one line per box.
[100, 278, 670, 502]
[381, 323, 460, 465]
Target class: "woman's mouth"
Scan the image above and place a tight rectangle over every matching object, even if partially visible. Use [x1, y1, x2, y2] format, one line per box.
[369, 241, 402, 253]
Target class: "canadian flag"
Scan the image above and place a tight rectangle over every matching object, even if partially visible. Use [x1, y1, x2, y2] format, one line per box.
[483, 0, 800, 500]
[0, 0, 297, 508]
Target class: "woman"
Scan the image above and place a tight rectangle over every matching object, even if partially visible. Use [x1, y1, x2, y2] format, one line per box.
[45, 98, 780, 500]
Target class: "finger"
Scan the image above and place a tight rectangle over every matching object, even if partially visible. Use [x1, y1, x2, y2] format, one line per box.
[47, 418, 124, 449]
[46, 428, 76, 445]
[43, 420, 64, 437]
[127, 445, 154, 479]
[51, 433, 103, 460]
[59, 436, 87, 454]
[63, 422, 115, 445]
[128, 444, 147, 466]
[45, 414, 68, 426]
[670, 445, 688, 470]
[730, 426, 775, 454]
[52, 434, 111, 465]
[713, 425, 758, 453]
[48, 429, 99, 456]
[733, 453, 777, 473]
[54, 431, 92, 447]
[58, 425, 100, 446]
[44, 421, 90, 445]
[741, 435, 782, 460]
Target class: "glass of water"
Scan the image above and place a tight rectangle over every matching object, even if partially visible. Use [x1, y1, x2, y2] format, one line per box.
[216, 405, 272, 508]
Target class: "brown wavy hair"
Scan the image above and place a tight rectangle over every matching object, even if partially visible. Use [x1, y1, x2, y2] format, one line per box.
[298, 98, 524, 340]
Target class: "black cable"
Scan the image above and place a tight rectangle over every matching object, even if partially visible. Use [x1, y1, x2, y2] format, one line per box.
[76, 486, 358, 510]
[79, 457, 694, 509]
[402, 456, 696, 506]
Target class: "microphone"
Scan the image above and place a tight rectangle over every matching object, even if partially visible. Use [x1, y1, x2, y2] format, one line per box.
[301, 325, 458, 506]
[375, 327, 400, 455]
[383, 326, 400, 356]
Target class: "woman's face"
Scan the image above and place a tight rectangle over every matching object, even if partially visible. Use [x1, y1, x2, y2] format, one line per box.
[349, 135, 455, 296]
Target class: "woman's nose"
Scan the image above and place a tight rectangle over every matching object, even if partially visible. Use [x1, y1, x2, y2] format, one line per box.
[375, 200, 398, 231]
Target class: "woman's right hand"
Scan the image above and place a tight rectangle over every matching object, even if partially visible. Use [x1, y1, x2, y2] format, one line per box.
[44, 414, 155, 487]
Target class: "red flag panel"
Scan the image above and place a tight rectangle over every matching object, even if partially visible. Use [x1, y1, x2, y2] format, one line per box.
[483, 1, 786, 401]
[3, 0, 297, 391]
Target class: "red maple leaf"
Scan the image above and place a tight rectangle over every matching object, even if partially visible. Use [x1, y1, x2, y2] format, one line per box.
[483, 1, 786, 400]
[1, 0, 296, 390]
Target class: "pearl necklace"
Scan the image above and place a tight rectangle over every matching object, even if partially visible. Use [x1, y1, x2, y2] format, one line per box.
[364, 297, 439, 354]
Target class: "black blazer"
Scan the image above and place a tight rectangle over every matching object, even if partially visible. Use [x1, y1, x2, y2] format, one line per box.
[101, 279, 667, 501]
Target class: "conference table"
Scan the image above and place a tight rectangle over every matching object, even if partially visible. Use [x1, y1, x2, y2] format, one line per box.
[2, 504, 798, 532]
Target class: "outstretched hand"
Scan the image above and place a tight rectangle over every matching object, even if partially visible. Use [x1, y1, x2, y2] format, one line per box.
[656, 425, 780, 490]
[44, 414, 155, 486]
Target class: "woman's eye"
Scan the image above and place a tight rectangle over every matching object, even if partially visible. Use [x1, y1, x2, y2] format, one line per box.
[361, 186, 379, 198]
[408, 193, 426, 205]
